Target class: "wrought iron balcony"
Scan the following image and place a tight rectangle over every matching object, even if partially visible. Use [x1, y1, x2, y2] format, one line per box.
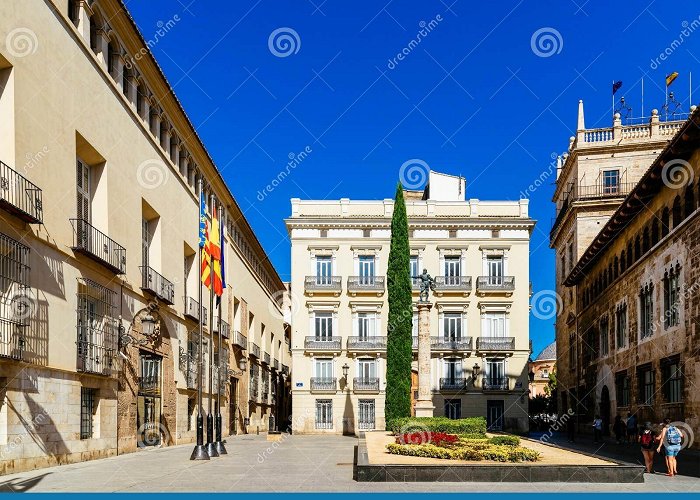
[140, 266, 175, 305]
[476, 337, 516, 351]
[482, 377, 509, 391]
[310, 377, 337, 393]
[282, 364, 290, 376]
[304, 275, 342, 294]
[213, 318, 230, 339]
[249, 342, 261, 358]
[138, 375, 161, 397]
[76, 338, 116, 376]
[434, 276, 472, 292]
[353, 377, 380, 393]
[0, 321, 25, 360]
[476, 276, 515, 292]
[183, 296, 207, 325]
[249, 377, 259, 401]
[70, 219, 126, 274]
[347, 276, 385, 294]
[431, 336, 473, 351]
[273, 358, 280, 371]
[0, 233, 30, 360]
[233, 330, 247, 349]
[440, 377, 467, 391]
[262, 352, 271, 365]
[0, 160, 43, 224]
[304, 336, 342, 351]
[347, 336, 387, 351]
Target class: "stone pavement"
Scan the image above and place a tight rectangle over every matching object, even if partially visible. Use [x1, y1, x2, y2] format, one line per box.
[0, 434, 698, 492]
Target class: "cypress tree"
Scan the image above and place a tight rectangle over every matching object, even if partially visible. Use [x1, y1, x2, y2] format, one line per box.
[385, 182, 413, 423]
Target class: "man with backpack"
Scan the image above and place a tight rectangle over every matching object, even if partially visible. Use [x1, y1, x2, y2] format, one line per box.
[657, 418, 684, 476]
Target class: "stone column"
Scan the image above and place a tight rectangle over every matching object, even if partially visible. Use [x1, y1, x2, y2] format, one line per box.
[414, 301, 434, 417]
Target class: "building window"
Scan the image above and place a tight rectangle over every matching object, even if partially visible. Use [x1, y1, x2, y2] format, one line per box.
[410, 255, 419, 285]
[357, 312, 376, 339]
[483, 312, 505, 337]
[568, 332, 576, 371]
[76, 279, 117, 375]
[0, 233, 30, 360]
[314, 255, 332, 284]
[444, 399, 462, 419]
[599, 317, 609, 357]
[358, 399, 376, 430]
[80, 387, 96, 439]
[603, 169, 620, 194]
[662, 357, 682, 403]
[315, 399, 333, 429]
[314, 312, 333, 339]
[443, 313, 463, 341]
[637, 364, 655, 406]
[358, 255, 376, 283]
[639, 283, 654, 340]
[444, 256, 461, 284]
[663, 265, 681, 329]
[615, 371, 630, 407]
[615, 303, 627, 349]
[486, 256, 504, 284]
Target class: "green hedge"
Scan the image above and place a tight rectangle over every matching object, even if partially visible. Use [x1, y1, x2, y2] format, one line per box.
[386, 443, 539, 463]
[387, 417, 487, 436]
[488, 435, 520, 447]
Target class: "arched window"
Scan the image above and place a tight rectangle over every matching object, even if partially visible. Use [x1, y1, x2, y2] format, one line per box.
[107, 39, 119, 79]
[170, 134, 178, 163]
[672, 195, 682, 227]
[160, 119, 168, 148]
[136, 81, 146, 118]
[662, 207, 670, 237]
[634, 236, 641, 261]
[651, 219, 659, 246]
[627, 242, 633, 268]
[613, 258, 618, 280]
[685, 183, 695, 219]
[642, 227, 650, 253]
[620, 251, 626, 273]
[68, 0, 79, 25]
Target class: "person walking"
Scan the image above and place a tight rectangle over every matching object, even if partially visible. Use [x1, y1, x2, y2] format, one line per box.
[566, 411, 576, 443]
[657, 418, 683, 476]
[613, 415, 625, 444]
[593, 415, 603, 443]
[626, 412, 638, 444]
[639, 423, 657, 473]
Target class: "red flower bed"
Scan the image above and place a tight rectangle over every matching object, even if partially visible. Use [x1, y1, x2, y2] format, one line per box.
[396, 432, 459, 447]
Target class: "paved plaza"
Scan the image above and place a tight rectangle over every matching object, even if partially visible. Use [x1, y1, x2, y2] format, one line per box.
[0, 434, 698, 492]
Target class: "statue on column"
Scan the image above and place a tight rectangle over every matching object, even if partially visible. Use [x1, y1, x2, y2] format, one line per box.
[416, 268, 436, 302]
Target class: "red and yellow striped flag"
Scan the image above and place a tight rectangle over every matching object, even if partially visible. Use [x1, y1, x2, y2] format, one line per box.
[209, 205, 224, 297]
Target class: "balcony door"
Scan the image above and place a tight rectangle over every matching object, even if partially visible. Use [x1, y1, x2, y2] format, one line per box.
[486, 400, 504, 431]
[443, 313, 462, 341]
[358, 256, 375, 285]
[602, 169, 620, 195]
[444, 358, 462, 383]
[486, 257, 503, 285]
[485, 358, 505, 386]
[138, 352, 162, 447]
[314, 312, 333, 340]
[357, 312, 375, 340]
[445, 399, 461, 420]
[315, 256, 332, 285]
[444, 257, 460, 285]
[484, 312, 506, 337]
[76, 159, 91, 249]
[77, 295, 101, 373]
[358, 358, 376, 381]
[315, 358, 333, 380]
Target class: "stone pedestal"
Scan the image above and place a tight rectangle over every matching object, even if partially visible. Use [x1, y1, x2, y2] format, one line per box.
[414, 301, 434, 417]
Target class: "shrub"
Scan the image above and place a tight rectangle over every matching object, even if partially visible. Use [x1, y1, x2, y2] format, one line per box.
[386, 443, 456, 460]
[489, 435, 520, 447]
[396, 432, 459, 447]
[387, 417, 487, 436]
[386, 439, 540, 463]
[479, 445, 511, 462]
[507, 447, 540, 462]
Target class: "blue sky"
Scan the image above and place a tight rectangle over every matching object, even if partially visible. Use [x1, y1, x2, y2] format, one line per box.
[127, 0, 700, 357]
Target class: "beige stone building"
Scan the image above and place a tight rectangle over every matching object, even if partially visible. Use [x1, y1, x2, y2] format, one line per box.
[286, 171, 535, 434]
[551, 101, 699, 445]
[0, 0, 290, 475]
[529, 342, 556, 399]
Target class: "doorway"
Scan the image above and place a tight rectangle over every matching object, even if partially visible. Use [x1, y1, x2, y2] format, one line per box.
[487, 400, 505, 431]
[229, 377, 238, 435]
[600, 385, 611, 436]
[137, 352, 162, 447]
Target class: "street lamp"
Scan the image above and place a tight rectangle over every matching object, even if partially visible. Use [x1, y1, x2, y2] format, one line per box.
[118, 312, 160, 351]
[229, 356, 248, 377]
[472, 362, 480, 379]
[342, 363, 349, 380]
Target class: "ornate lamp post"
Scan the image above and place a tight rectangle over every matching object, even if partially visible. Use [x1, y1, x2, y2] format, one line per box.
[118, 312, 160, 351]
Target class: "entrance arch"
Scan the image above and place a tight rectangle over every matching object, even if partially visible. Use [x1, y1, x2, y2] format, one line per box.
[600, 385, 611, 436]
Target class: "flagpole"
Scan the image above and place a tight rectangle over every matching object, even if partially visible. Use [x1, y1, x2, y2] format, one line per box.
[690, 72, 693, 108]
[641, 77, 645, 119]
[206, 195, 219, 458]
[215, 279, 227, 454]
[191, 178, 209, 460]
[612, 80, 615, 120]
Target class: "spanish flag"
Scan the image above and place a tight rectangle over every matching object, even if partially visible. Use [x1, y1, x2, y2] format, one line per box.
[209, 205, 224, 297]
[200, 192, 212, 288]
[666, 72, 679, 87]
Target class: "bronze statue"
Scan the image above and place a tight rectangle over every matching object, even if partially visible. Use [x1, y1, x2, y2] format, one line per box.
[415, 268, 436, 302]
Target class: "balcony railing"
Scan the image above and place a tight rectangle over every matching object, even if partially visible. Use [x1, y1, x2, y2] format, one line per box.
[183, 296, 207, 324]
[304, 276, 342, 293]
[70, 219, 126, 274]
[250, 342, 261, 358]
[140, 266, 175, 305]
[476, 337, 516, 351]
[476, 276, 515, 292]
[213, 318, 230, 339]
[347, 336, 387, 351]
[249, 377, 259, 401]
[431, 336, 473, 351]
[0, 160, 43, 224]
[347, 276, 385, 293]
[482, 377, 509, 391]
[282, 364, 290, 376]
[233, 330, 247, 349]
[0, 320, 25, 360]
[440, 378, 467, 391]
[262, 352, 271, 365]
[434, 276, 472, 292]
[310, 377, 337, 392]
[138, 375, 161, 397]
[304, 336, 342, 351]
[273, 358, 280, 371]
[551, 182, 636, 235]
[76, 339, 116, 376]
[353, 377, 380, 393]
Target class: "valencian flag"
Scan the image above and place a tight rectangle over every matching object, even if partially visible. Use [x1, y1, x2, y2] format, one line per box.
[612, 81, 623, 94]
[666, 72, 679, 87]
[199, 191, 212, 288]
[209, 204, 224, 297]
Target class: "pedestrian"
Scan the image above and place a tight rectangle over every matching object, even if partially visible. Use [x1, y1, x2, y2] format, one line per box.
[657, 418, 683, 477]
[626, 412, 638, 444]
[593, 415, 603, 443]
[639, 423, 657, 473]
[613, 415, 624, 444]
[566, 410, 576, 443]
